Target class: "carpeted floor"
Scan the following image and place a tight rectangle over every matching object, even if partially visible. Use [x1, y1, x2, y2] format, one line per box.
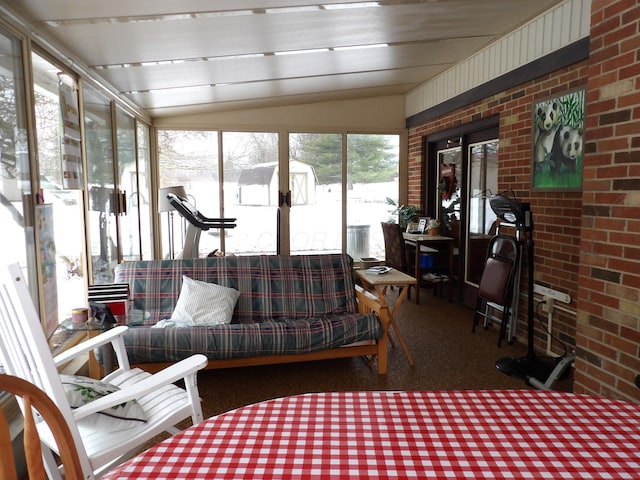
[195, 289, 574, 419]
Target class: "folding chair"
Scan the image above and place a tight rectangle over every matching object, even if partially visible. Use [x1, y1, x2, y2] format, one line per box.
[471, 235, 520, 346]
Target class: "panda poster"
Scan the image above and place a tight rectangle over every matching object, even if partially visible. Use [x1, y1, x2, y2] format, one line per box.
[532, 87, 585, 191]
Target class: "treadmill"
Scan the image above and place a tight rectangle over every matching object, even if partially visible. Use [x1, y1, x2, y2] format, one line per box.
[166, 192, 236, 258]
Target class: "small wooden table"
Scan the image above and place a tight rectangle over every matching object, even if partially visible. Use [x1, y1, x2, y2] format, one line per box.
[355, 268, 416, 366]
[403, 233, 454, 304]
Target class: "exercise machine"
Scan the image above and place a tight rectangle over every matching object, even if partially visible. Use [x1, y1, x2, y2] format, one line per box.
[490, 192, 562, 383]
[166, 192, 236, 258]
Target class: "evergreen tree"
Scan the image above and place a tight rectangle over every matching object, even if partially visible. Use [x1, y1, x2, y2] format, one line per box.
[293, 133, 396, 185]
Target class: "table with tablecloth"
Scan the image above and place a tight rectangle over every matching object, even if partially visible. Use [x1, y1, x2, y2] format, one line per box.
[102, 389, 640, 479]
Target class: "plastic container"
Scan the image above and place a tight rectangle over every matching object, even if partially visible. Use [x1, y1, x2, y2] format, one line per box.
[71, 307, 88, 323]
[420, 254, 434, 268]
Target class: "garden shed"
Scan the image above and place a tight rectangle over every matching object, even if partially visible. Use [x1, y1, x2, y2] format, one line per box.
[237, 161, 317, 206]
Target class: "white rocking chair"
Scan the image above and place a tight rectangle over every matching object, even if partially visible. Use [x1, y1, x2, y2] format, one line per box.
[0, 262, 208, 479]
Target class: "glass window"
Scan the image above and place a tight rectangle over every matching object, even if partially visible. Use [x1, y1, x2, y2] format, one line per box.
[32, 51, 87, 333]
[289, 133, 342, 255]
[159, 129, 400, 258]
[0, 28, 36, 299]
[136, 121, 153, 260]
[347, 134, 400, 261]
[466, 140, 498, 286]
[288, 133, 400, 259]
[437, 146, 462, 236]
[223, 132, 278, 255]
[157, 130, 219, 258]
[115, 107, 138, 261]
[83, 84, 116, 283]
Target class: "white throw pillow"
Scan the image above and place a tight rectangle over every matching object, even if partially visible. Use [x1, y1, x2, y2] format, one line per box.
[60, 374, 147, 432]
[169, 275, 240, 326]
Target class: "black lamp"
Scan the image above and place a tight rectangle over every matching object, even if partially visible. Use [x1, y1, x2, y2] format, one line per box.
[490, 192, 555, 380]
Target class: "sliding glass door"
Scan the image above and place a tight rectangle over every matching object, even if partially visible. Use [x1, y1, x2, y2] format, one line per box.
[158, 130, 400, 258]
[287, 132, 399, 258]
[157, 130, 220, 258]
[0, 27, 37, 312]
[426, 121, 498, 306]
[135, 121, 153, 260]
[289, 133, 342, 255]
[224, 132, 279, 255]
[466, 140, 498, 286]
[0, 29, 155, 334]
[83, 84, 117, 283]
[32, 51, 87, 333]
[436, 144, 462, 238]
[346, 134, 400, 261]
[115, 107, 138, 261]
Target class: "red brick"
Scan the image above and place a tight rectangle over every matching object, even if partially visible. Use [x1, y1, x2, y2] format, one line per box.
[620, 62, 640, 80]
[606, 0, 637, 17]
[604, 24, 638, 48]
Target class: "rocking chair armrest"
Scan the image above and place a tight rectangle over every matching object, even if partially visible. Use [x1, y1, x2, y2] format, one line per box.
[53, 326, 129, 367]
[72, 353, 208, 420]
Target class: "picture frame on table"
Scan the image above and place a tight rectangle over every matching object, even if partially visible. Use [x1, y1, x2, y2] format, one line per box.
[417, 217, 428, 234]
[531, 87, 585, 191]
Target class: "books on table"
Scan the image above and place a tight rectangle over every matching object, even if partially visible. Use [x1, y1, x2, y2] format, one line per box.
[365, 266, 391, 275]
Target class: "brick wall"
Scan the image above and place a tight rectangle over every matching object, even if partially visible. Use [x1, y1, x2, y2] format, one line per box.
[574, 0, 640, 401]
[408, 0, 640, 402]
[408, 63, 589, 387]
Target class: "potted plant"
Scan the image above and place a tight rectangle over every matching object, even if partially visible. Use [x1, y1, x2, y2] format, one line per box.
[386, 198, 419, 229]
[426, 218, 441, 236]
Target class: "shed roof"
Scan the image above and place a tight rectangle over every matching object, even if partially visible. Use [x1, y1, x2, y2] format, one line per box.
[237, 165, 276, 186]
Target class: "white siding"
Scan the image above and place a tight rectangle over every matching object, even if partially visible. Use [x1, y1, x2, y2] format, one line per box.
[405, 0, 591, 118]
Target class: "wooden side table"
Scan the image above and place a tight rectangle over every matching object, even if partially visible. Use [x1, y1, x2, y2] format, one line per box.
[355, 268, 417, 366]
[403, 233, 454, 304]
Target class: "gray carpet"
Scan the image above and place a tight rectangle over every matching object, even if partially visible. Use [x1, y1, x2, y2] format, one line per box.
[196, 290, 573, 419]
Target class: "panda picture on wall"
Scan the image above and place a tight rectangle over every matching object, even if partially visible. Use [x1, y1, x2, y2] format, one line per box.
[551, 126, 583, 174]
[533, 101, 559, 166]
[531, 87, 585, 191]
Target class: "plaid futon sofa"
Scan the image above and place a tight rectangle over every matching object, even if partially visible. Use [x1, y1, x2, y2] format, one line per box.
[113, 254, 389, 374]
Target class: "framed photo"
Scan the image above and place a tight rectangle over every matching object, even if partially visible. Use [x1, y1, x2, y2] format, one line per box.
[532, 87, 585, 191]
[417, 217, 428, 234]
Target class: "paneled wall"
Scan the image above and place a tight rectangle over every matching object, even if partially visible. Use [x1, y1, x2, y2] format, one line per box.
[154, 95, 406, 132]
[406, 0, 590, 118]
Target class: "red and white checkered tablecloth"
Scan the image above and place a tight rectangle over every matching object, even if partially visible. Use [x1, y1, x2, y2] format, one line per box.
[102, 390, 640, 479]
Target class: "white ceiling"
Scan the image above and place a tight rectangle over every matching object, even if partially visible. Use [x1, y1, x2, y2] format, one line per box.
[4, 0, 563, 118]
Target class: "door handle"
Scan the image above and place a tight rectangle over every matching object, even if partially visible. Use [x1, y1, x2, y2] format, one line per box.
[117, 190, 127, 215]
[279, 190, 291, 207]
